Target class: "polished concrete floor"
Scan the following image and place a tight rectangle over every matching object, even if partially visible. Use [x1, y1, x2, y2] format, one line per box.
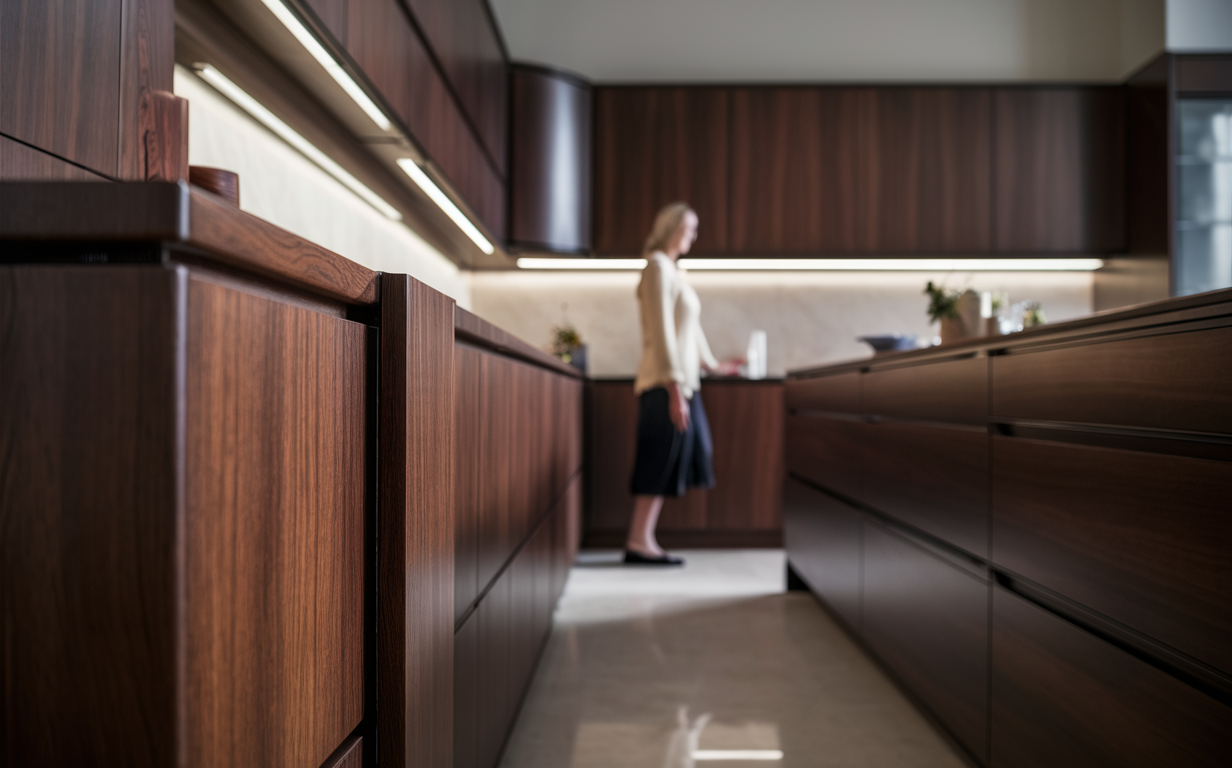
[499, 550, 967, 768]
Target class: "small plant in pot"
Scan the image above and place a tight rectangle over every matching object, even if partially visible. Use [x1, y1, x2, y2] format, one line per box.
[551, 324, 587, 372]
[924, 281, 966, 344]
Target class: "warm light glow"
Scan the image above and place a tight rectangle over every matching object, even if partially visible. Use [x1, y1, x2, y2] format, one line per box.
[194, 64, 402, 221]
[259, 0, 391, 130]
[516, 257, 1105, 271]
[517, 257, 648, 269]
[396, 159, 495, 254]
[692, 750, 784, 761]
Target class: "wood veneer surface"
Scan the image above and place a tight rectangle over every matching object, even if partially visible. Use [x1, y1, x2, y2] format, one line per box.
[380, 275, 457, 768]
[993, 436, 1232, 675]
[862, 522, 990, 762]
[183, 276, 365, 768]
[783, 478, 862, 631]
[1, 0, 122, 176]
[991, 587, 1232, 767]
[0, 134, 110, 180]
[1, 265, 180, 767]
[593, 87, 729, 253]
[862, 355, 987, 426]
[0, 182, 379, 304]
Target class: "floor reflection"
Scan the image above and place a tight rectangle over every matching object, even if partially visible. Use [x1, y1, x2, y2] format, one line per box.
[498, 550, 964, 768]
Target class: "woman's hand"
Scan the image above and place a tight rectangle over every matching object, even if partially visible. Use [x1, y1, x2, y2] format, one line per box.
[667, 381, 690, 432]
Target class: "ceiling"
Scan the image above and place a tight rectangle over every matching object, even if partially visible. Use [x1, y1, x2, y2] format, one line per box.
[489, 0, 1164, 83]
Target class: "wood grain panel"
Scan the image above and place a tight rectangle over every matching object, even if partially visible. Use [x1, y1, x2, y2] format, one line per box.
[1, 0, 122, 176]
[380, 274, 456, 768]
[783, 477, 862, 631]
[585, 381, 640, 530]
[405, 0, 508, 175]
[864, 421, 988, 557]
[184, 276, 365, 768]
[322, 736, 363, 768]
[477, 574, 511, 768]
[704, 383, 784, 530]
[593, 87, 729, 253]
[1126, 63, 1169, 255]
[345, 0, 505, 238]
[862, 522, 989, 762]
[301, 0, 348, 46]
[1175, 54, 1232, 94]
[730, 87, 867, 253]
[863, 356, 987, 426]
[119, 0, 175, 179]
[785, 414, 866, 501]
[454, 611, 479, 768]
[455, 344, 484, 619]
[0, 134, 110, 180]
[991, 587, 1232, 767]
[992, 327, 1232, 434]
[785, 371, 860, 414]
[864, 88, 992, 252]
[992, 436, 1232, 675]
[994, 87, 1126, 253]
[1, 265, 179, 767]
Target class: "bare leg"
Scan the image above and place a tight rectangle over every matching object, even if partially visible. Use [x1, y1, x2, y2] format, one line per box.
[626, 494, 665, 555]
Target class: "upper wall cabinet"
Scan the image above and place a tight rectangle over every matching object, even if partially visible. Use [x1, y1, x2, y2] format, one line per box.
[404, 0, 509, 176]
[729, 87, 993, 254]
[593, 84, 1126, 257]
[993, 87, 1126, 253]
[593, 87, 730, 254]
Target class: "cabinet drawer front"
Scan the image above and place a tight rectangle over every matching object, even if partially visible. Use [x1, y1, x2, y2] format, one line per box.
[785, 414, 866, 500]
[992, 588, 1232, 767]
[863, 356, 987, 425]
[992, 436, 1232, 673]
[783, 478, 861, 631]
[786, 371, 860, 414]
[863, 523, 989, 761]
[992, 326, 1232, 433]
[864, 422, 988, 557]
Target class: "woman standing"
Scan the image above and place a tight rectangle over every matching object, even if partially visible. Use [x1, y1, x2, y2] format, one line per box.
[625, 202, 727, 565]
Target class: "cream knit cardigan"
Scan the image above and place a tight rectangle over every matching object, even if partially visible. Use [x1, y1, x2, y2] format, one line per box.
[634, 252, 719, 398]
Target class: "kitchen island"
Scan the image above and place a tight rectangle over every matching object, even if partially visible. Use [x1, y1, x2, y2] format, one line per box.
[784, 287, 1232, 766]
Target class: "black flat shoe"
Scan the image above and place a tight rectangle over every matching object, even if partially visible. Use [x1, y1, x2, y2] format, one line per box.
[623, 549, 685, 566]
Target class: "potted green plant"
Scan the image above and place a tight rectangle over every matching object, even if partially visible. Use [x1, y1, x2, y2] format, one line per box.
[924, 281, 964, 344]
[551, 324, 587, 372]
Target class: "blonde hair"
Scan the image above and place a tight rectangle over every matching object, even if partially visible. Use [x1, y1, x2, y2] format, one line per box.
[642, 202, 696, 255]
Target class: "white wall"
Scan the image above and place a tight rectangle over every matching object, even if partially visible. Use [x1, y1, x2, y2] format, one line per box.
[492, 0, 1165, 83]
[469, 270, 1094, 377]
[1167, 0, 1232, 50]
[174, 66, 471, 307]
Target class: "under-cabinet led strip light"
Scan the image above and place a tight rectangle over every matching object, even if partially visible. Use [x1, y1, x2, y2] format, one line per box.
[516, 257, 1106, 271]
[396, 159, 495, 254]
[259, 0, 392, 130]
[692, 750, 784, 761]
[194, 64, 402, 221]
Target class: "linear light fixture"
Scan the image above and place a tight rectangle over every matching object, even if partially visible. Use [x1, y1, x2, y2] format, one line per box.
[259, 0, 391, 130]
[516, 257, 1105, 271]
[396, 158, 495, 254]
[692, 750, 784, 761]
[194, 64, 402, 221]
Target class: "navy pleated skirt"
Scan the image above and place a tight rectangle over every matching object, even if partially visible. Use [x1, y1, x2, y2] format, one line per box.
[630, 387, 716, 497]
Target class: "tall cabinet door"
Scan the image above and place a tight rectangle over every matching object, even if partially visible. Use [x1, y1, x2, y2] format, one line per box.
[183, 275, 366, 768]
[994, 87, 1126, 253]
[593, 87, 730, 253]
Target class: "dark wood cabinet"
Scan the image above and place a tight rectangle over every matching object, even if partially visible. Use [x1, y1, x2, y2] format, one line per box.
[862, 522, 989, 763]
[783, 478, 862, 631]
[730, 87, 993, 254]
[585, 380, 784, 546]
[729, 87, 866, 253]
[404, 0, 509, 176]
[991, 587, 1232, 767]
[344, 0, 505, 238]
[593, 87, 730, 254]
[784, 413, 866, 501]
[863, 422, 989, 558]
[785, 288, 1232, 766]
[993, 87, 1126, 253]
[992, 436, 1232, 675]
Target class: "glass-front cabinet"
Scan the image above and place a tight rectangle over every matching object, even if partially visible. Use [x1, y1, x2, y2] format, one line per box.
[1175, 99, 1232, 296]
